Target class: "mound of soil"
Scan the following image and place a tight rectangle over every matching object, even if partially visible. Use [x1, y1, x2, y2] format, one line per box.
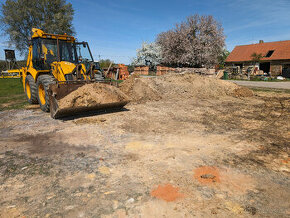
[120, 73, 249, 102]
[58, 83, 130, 109]
[233, 87, 254, 97]
[119, 75, 161, 103]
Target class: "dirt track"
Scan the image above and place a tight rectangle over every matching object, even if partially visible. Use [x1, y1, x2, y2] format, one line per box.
[0, 76, 290, 217]
[232, 80, 290, 90]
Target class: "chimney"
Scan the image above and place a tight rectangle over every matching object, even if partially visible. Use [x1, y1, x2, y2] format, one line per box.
[259, 40, 264, 43]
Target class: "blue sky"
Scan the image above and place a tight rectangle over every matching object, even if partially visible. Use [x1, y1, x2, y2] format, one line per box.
[0, 0, 290, 64]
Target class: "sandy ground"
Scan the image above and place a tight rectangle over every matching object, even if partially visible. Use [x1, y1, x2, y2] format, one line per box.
[0, 87, 289, 217]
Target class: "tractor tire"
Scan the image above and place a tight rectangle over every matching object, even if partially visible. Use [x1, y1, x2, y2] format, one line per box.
[36, 75, 56, 112]
[25, 74, 38, 104]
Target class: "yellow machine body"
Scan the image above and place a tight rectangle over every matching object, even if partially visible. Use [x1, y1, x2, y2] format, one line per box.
[0, 69, 21, 78]
[19, 28, 128, 118]
[21, 28, 90, 86]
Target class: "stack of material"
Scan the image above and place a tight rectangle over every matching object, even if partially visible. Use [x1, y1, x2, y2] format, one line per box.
[118, 64, 130, 80]
[175, 68, 216, 76]
[104, 64, 129, 80]
[156, 66, 176, 75]
[134, 66, 149, 75]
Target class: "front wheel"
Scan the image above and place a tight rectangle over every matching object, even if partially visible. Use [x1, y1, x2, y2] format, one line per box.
[37, 75, 56, 112]
[25, 75, 38, 104]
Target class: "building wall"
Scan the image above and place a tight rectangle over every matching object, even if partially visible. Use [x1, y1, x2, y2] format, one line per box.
[270, 64, 282, 76]
[270, 60, 290, 76]
[226, 60, 290, 76]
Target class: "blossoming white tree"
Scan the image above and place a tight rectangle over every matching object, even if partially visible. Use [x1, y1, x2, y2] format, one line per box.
[156, 14, 225, 68]
[132, 42, 162, 66]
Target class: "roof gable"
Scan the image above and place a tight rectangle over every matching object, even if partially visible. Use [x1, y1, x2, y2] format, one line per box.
[226, 40, 290, 62]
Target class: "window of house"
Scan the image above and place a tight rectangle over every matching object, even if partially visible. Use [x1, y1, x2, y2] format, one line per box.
[265, 50, 274, 57]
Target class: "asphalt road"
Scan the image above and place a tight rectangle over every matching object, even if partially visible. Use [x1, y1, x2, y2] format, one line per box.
[231, 80, 290, 90]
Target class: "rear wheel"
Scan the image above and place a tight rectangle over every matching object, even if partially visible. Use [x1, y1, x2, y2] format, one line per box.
[37, 75, 56, 112]
[25, 75, 38, 104]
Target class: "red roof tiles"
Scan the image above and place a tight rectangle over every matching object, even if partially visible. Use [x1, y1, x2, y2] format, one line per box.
[226, 40, 290, 62]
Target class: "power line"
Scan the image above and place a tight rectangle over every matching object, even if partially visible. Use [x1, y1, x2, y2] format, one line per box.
[95, 55, 133, 58]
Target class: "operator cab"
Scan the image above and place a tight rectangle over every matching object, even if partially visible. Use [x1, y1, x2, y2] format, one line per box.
[76, 42, 94, 72]
[31, 38, 94, 71]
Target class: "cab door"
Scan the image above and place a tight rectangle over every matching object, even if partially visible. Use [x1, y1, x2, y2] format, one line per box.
[32, 38, 43, 70]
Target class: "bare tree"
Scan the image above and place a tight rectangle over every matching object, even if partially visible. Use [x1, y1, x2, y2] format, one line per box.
[156, 15, 225, 68]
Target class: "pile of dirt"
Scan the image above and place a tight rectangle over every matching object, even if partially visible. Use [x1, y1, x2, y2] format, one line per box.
[58, 83, 130, 109]
[119, 74, 161, 103]
[233, 87, 254, 97]
[120, 73, 249, 102]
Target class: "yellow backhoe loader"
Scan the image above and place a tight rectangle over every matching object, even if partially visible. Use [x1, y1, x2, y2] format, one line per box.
[20, 28, 128, 118]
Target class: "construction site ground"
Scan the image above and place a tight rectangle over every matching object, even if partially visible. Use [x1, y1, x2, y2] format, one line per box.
[232, 80, 290, 90]
[0, 75, 289, 217]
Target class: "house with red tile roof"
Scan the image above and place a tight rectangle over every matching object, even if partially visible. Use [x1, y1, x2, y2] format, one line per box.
[225, 40, 290, 77]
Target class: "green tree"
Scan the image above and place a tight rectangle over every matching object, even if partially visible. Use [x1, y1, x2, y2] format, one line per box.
[218, 49, 230, 69]
[251, 52, 263, 63]
[0, 0, 74, 54]
[99, 59, 114, 69]
[249, 52, 263, 79]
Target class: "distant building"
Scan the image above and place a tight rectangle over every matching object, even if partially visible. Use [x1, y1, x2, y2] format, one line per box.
[225, 40, 290, 77]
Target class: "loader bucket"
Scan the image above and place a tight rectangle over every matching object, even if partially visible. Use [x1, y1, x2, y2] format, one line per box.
[48, 81, 129, 119]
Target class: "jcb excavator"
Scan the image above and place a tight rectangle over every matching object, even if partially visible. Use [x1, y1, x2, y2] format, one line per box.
[21, 28, 128, 118]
